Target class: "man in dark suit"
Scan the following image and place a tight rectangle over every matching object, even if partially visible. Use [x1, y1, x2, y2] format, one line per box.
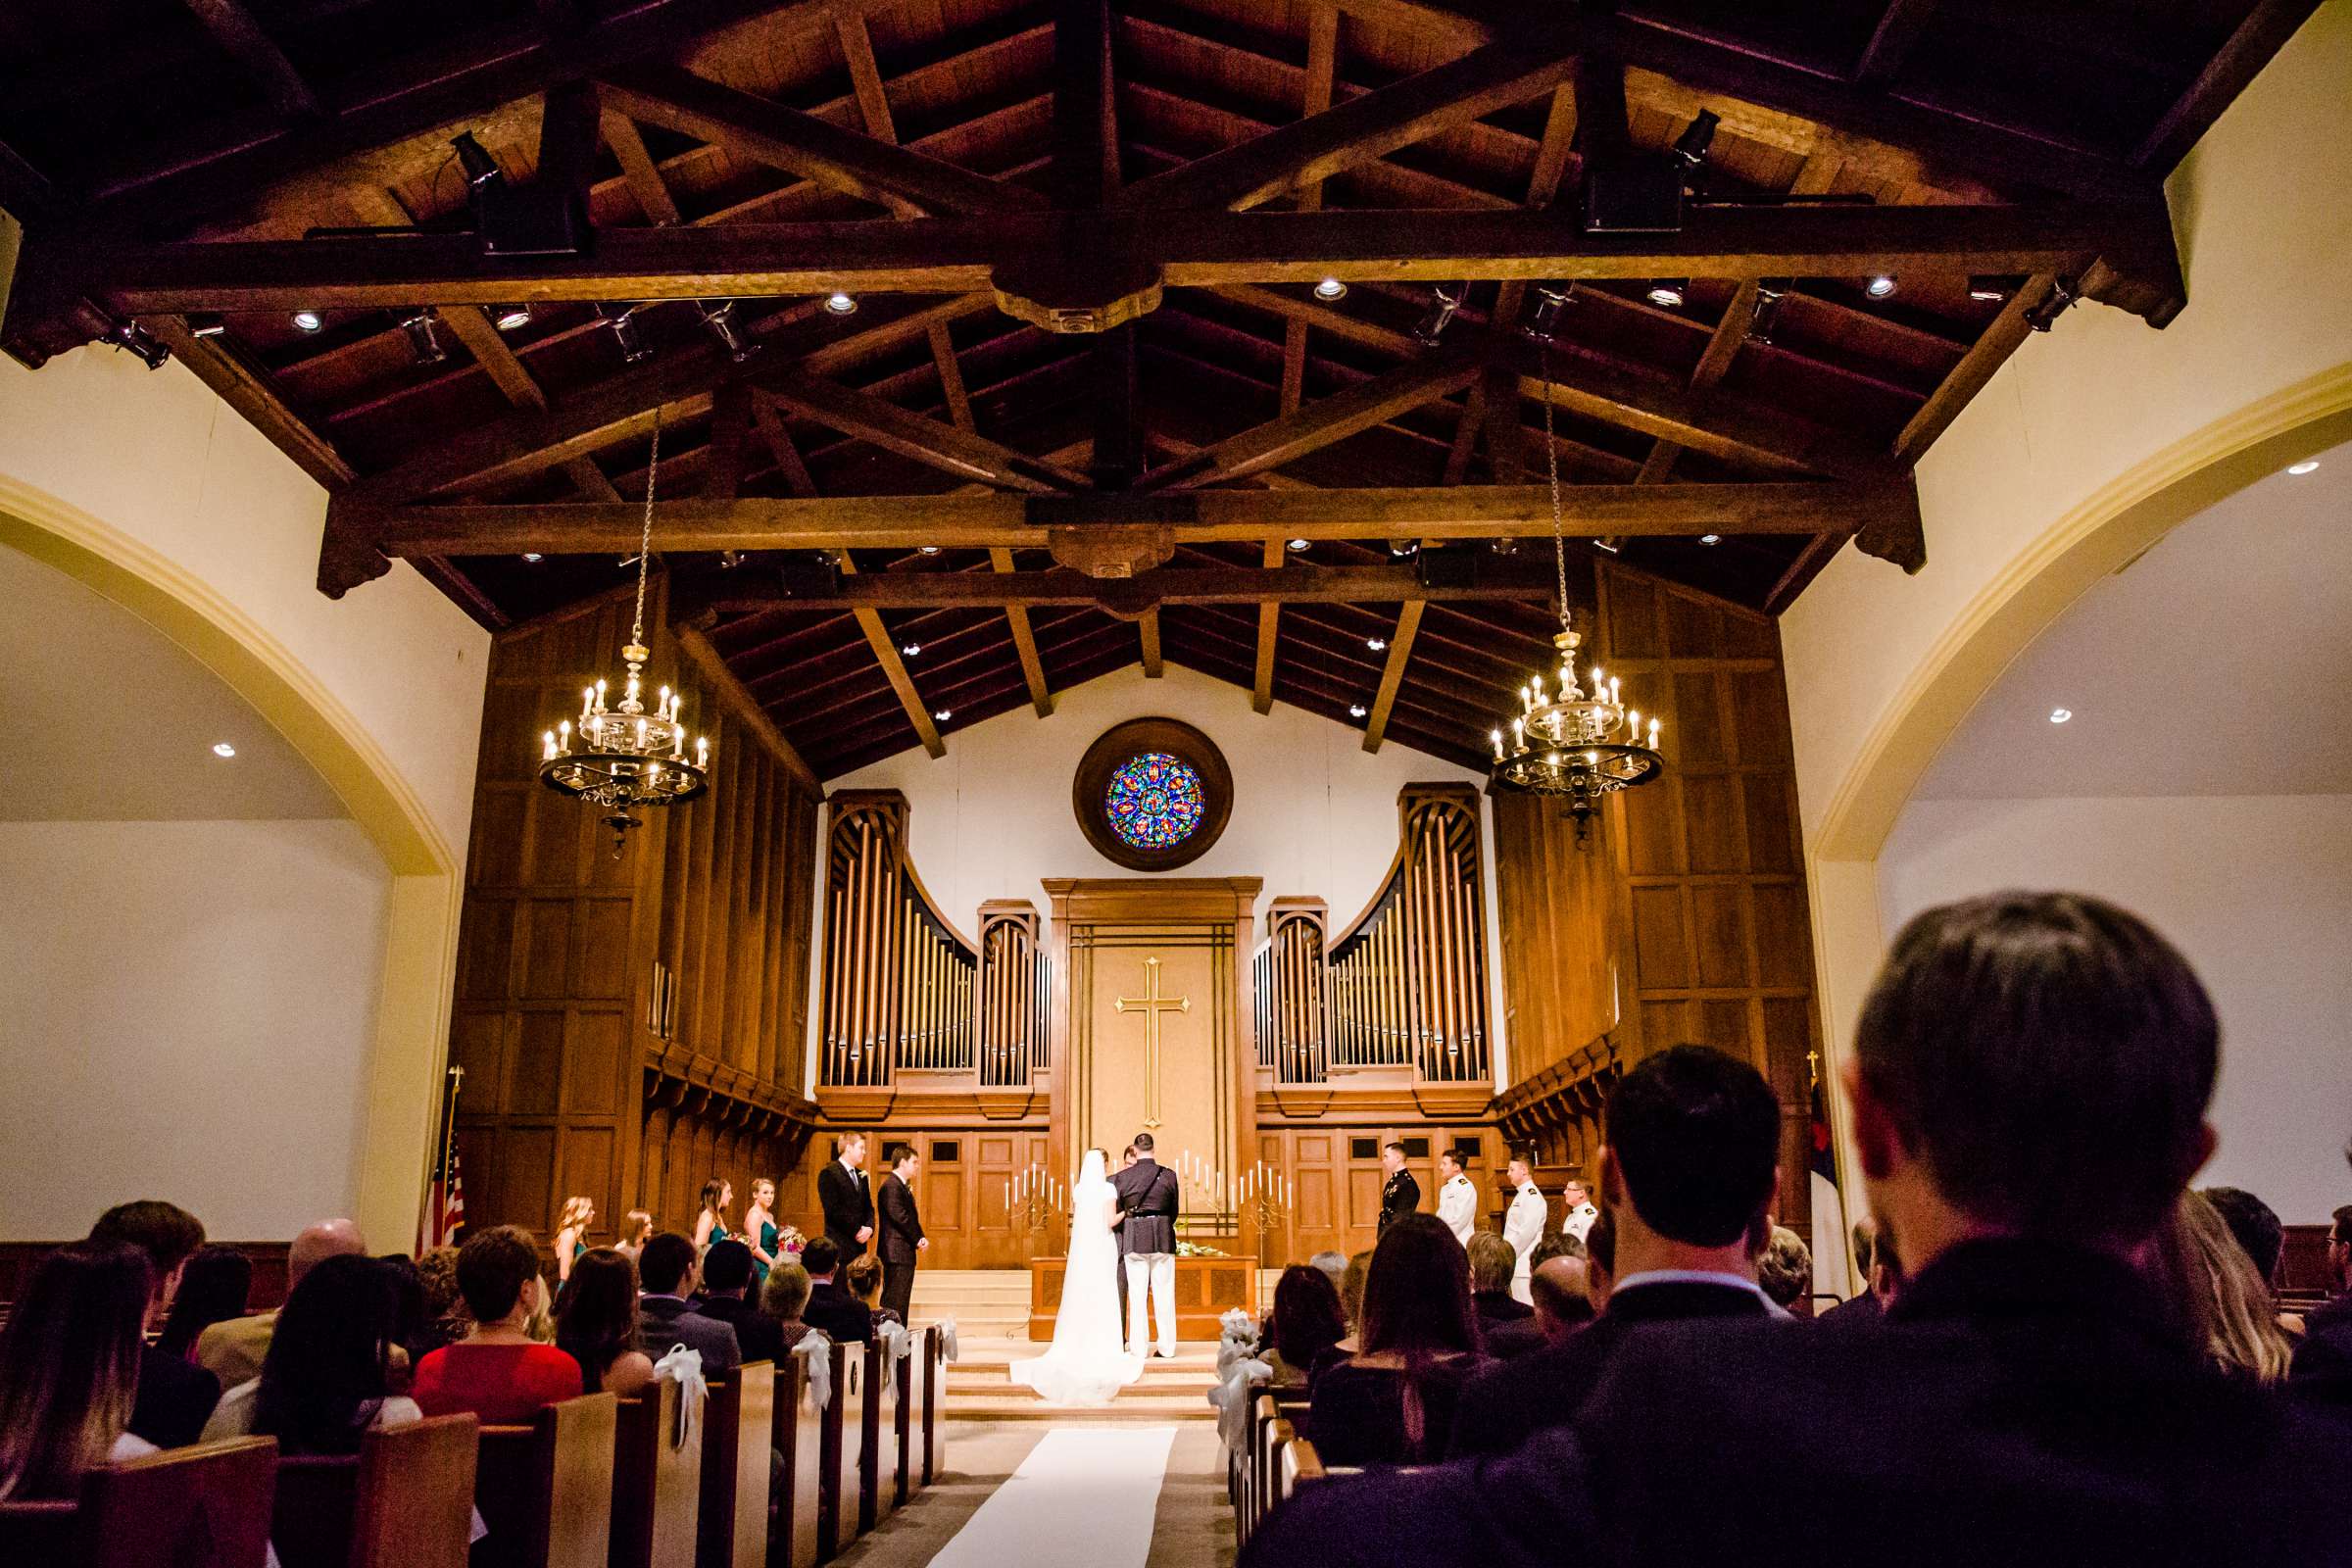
[90, 1200, 220, 1446]
[799, 1237, 873, 1346]
[1376, 1142, 1419, 1235]
[694, 1239, 786, 1364]
[1449, 1043, 1781, 1457]
[1244, 894, 2352, 1568]
[877, 1144, 927, 1323]
[635, 1232, 741, 1372]
[816, 1130, 876, 1261]
[1112, 1132, 1181, 1357]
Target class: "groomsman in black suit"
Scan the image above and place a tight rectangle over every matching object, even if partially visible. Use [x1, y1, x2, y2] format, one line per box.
[1378, 1141, 1421, 1235]
[817, 1131, 875, 1260]
[877, 1143, 928, 1322]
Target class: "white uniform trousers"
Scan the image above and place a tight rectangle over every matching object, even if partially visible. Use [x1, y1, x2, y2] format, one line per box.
[1125, 1250, 1177, 1356]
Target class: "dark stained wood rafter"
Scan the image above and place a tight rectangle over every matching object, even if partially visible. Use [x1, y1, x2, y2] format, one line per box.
[1851, 0, 1941, 87]
[179, 0, 320, 120]
[1359, 599, 1426, 754]
[834, 550, 946, 759]
[2132, 0, 2326, 171]
[761, 374, 1090, 494]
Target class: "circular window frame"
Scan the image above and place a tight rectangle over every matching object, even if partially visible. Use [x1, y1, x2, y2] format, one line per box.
[1073, 717, 1234, 871]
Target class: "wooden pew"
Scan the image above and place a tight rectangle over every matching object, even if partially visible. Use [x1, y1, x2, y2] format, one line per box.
[1240, 1391, 1309, 1544]
[1280, 1435, 1327, 1500]
[820, 1341, 868, 1560]
[471, 1393, 614, 1568]
[0, 1435, 278, 1567]
[770, 1351, 822, 1568]
[611, 1381, 702, 1568]
[274, 1413, 478, 1568]
[883, 1331, 921, 1512]
[919, 1327, 943, 1488]
[697, 1363, 774, 1568]
[856, 1343, 887, 1535]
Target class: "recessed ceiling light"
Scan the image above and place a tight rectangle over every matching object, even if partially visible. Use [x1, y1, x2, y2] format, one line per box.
[1698, 533, 1722, 546]
[917, 545, 942, 556]
[290, 310, 322, 332]
[493, 304, 532, 332]
[2286, 459, 2321, 475]
[901, 642, 921, 657]
[1367, 637, 1387, 652]
[2049, 708, 2073, 724]
[1591, 539, 1621, 554]
[212, 742, 237, 758]
[1313, 277, 1348, 302]
[933, 709, 952, 721]
[1865, 274, 1898, 299]
[825, 292, 858, 316]
[520, 552, 543, 564]
[1348, 704, 1368, 718]
[1286, 538, 1309, 553]
[1645, 278, 1687, 309]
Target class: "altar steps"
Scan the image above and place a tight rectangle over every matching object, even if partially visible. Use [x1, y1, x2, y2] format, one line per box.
[906, 1267, 1286, 1344]
[937, 1339, 1222, 1424]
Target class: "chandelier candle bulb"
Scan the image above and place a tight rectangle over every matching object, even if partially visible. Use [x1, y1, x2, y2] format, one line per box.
[1649, 718, 1660, 747]
[543, 730, 557, 760]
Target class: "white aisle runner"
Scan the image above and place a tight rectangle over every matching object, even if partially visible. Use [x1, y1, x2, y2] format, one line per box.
[927, 1426, 1180, 1568]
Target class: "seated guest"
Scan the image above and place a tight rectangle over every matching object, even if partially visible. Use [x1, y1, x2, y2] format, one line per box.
[1308, 1213, 1490, 1465]
[196, 1218, 368, 1389]
[1528, 1253, 1597, 1345]
[203, 1255, 422, 1449]
[554, 1248, 656, 1396]
[2200, 1185, 2299, 1333]
[1248, 892, 2352, 1568]
[415, 1246, 467, 1354]
[635, 1233, 742, 1371]
[89, 1200, 220, 1446]
[2146, 1189, 2292, 1385]
[696, 1240, 788, 1363]
[1448, 1044, 1782, 1458]
[1307, 1250, 1348, 1289]
[845, 1254, 898, 1328]
[760, 1261, 816, 1352]
[2290, 1202, 2352, 1414]
[412, 1227, 583, 1422]
[155, 1244, 252, 1363]
[0, 1241, 159, 1498]
[1755, 1226, 1811, 1314]
[1267, 1263, 1348, 1388]
[799, 1238, 874, 1347]
[1467, 1232, 1534, 1339]
[1332, 1250, 1373, 1352]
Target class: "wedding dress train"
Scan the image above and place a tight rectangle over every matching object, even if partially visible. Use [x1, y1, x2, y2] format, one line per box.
[1008, 1150, 1144, 1406]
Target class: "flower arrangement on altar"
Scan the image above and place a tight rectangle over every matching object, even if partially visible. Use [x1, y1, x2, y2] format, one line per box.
[1176, 1240, 1228, 1258]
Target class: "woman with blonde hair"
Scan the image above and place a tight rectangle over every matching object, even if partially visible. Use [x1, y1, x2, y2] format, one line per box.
[693, 1178, 733, 1255]
[553, 1196, 596, 1284]
[742, 1177, 781, 1291]
[2145, 1189, 2294, 1386]
[0, 1241, 156, 1499]
[615, 1211, 655, 1261]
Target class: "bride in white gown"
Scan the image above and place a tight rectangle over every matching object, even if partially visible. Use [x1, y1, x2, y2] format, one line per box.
[1009, 1149, 1144, 1405]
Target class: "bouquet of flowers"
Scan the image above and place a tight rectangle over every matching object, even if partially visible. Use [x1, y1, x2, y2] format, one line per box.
[775, 1225, 808, 1256]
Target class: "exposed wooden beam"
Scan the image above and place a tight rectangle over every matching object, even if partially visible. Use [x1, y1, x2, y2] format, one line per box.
[673, 621, 823, 793]
[603, 110, 683, 224]
[930, 321, 976, 430]
[1252, 538, 1283, 713]
[439, 304, 623, 500]
[1118, 33, 1580, 213]
[1360, 599, 1426, 754]
[1280, 9, 1342, 414]
[991, 546, 1054, 712]
[369, 479, 1922, 558]
[1052, 0, 1119, 208]
[762, 374, 1091, 493]
[598, 65, 1047, 217]
[1443, 380, 1486, 486]
[181, 0, 320, 120]
[1089, 323, 1143, 488]
[1634, 277, 1758, 484]
[750, 396, 819, 497]
[1764, 530, 1848, 614]
[2132, 0, 2322, 172]
[1491, 83, 1580, 331]
[1890, 271, 2055, 466]
[536, 79, 604, 210]
[80, 201, 2175, 319]
[1141, 341, 1485, 490]
[836, 551, 946, 759]
[834, 8, 900, 146]
[1140, 606, 1164, 676]
[1852, 0, 1938, 86]
[145, 314, 352, 488]
[1481, 363, 1527, 484]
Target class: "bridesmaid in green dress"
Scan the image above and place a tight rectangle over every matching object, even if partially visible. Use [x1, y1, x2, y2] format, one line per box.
[693, 1178, 733, 1256]
[742, 1178, 781, 1290]
[553, 1196, 595, 1284]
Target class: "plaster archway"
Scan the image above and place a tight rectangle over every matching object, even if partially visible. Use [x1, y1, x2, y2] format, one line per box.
[0, 476, 464, 1250]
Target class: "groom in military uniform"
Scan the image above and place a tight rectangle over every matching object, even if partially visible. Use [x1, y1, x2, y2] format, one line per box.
[1379, 1140, 1421, 1235]
[1113, 1132, 1182, 1357]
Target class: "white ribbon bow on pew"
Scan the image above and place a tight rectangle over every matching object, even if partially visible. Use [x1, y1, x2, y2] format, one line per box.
[794, 1330, 834, 1410]
[935, 1318, 959, 1364]
[652, 1344, 707, 1450]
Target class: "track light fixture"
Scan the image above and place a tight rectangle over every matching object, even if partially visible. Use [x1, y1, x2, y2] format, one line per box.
[1749, 278, 1788, 344]
[1669, 110, 1720, 173]
[1413, 282, 1465, 346]
[452, 131, 505, 193]
[719, 550, 746, 569]
[697, 299, 756, 362]
[1968, 274, 2022, 303]
[1646, 279, 1688, 309]
[493, 304, 532, 332]
[1490, 536, 1521, 556]
[187, 314, 227, 338]
[291, 309, 323, 332]
[597, 303, 654, 363]
[2023, 275, 2081, 333]
[107, 319, 171, 369]
[1527, 284, 1574, 342]
[1388, 538, 1418, 558]
[400, 308, 448, 366]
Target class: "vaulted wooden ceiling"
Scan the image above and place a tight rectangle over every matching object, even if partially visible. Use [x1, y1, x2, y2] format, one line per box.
[0, 0, 2310, 777]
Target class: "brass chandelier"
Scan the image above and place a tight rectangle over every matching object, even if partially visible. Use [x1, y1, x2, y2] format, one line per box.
[1489, 340, 1664, 842]
[540, 411, 711, 855]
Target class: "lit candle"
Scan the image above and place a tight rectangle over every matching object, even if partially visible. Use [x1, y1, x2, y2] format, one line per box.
[1627, 709, 1639, 741]
[1533, 676, 1546, 707]
[594, 678, 608, 712]
[1609, 678, 1620, 706]
[697, 736, 710, 768]
[580, 686, 594, 723]
[558, 720, 570, 754]
[1648, 717, 1660, 747]
[636, 717, 648, 749]
[1520, 684, 1533, 713]
[1513, 716, 1525, 747]
[543, 729, 557, 760]
[625, 674, 639, 708]
[1491, 728, 1503, 761]
[1592, 665, 1603, 691]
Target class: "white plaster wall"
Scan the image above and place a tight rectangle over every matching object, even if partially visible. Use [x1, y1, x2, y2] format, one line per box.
[1879, 795, 2352, 1222]
[0, 818, 394, 1240]
[0, 347, 490, 857]
[1783, 6, 2352, 844]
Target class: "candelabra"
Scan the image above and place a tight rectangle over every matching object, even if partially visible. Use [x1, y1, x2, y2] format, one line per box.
[1240, 1161, 1294, 1285]
[1005, 1165, 1063, 1252]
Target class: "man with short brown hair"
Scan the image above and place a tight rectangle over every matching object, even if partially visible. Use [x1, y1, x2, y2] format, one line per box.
[90, 1200, 219, 1446]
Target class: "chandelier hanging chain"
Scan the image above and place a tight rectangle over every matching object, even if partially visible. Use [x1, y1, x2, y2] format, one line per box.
[629, 408, 662, 650]
[1543, 338, 1568, 639]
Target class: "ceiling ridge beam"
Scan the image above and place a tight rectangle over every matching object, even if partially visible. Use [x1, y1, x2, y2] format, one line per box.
[181, 0, 321, 120]
[761, 375, 1093, 493]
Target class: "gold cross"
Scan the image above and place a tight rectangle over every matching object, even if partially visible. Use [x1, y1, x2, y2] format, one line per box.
[1113, 956, 1190, 1129]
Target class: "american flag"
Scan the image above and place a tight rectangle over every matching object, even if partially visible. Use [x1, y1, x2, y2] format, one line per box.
[427, 1135, 466, 1249]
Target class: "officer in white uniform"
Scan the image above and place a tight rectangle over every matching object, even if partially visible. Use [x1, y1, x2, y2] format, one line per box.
[1436, 1149, 1479, 1246]
[1501, 1151, 1547, 1304]
[1560, 1177, 1599, 1243]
